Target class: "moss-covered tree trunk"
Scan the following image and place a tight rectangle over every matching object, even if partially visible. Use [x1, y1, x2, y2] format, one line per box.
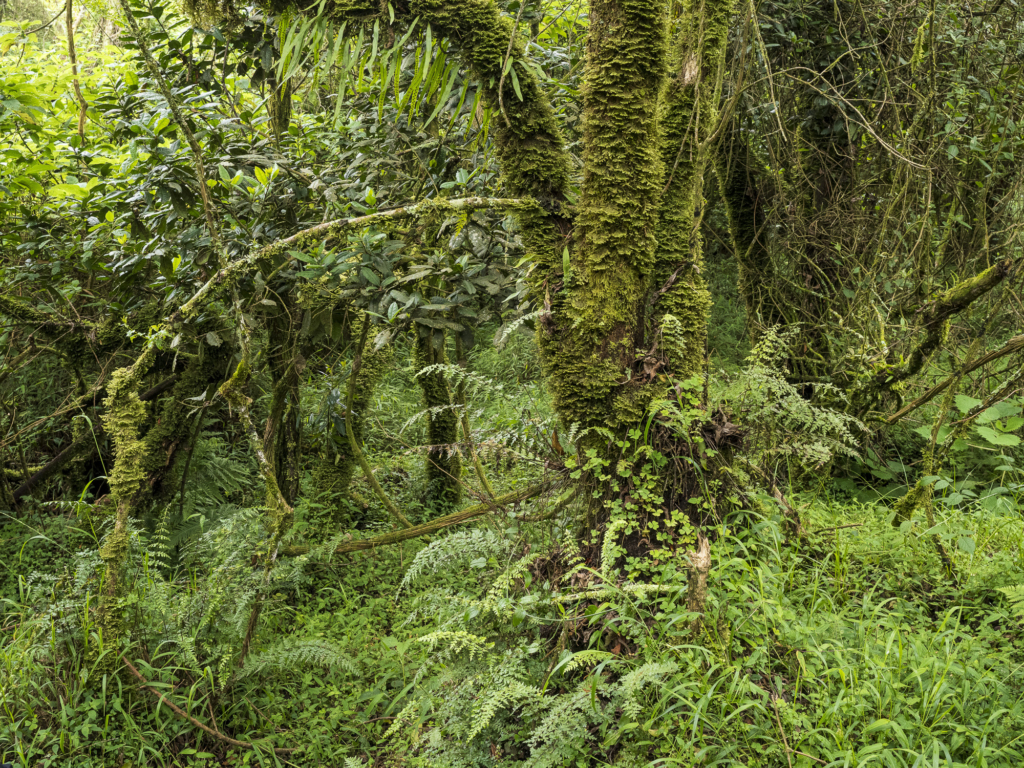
[264, 309, 307, 506]
[415, 330, 461, 508]
[304, 0, 737, 561]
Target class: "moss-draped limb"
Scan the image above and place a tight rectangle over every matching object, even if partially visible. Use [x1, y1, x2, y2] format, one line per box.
[169, 197, 538, 326]
[279, 480, 554, 558]
[98, 347, 158, 641]
[415, 330, 462, 507]
[870, 257, 1017, 395]
[0, 293, 91, 334]
[886, 333, 1024, 425]
[9, 373, 184, 502]
[651, 0, 736, 385]
[219, 360, 294, 550]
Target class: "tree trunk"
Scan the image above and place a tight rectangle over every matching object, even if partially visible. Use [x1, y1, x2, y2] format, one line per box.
[415, 330, 461, 508]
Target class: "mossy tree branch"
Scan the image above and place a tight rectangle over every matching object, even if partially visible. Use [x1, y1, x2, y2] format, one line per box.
[886, 333, 1024, 424]
[170, 197, 538, 326]
[279, 480, 554, 558]
[874, 257, 1017, 392]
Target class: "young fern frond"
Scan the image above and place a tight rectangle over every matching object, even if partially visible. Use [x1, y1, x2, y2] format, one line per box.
[466, 679, 539, 742]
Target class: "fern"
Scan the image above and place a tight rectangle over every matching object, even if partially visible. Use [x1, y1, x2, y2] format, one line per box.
[735, 325, 865, 470]
[465, 679, 539, 742]
[561, 649, 614, 674]
[997, 585, 1024, 619]
[399, 528, 515, 594]
[238, 637, 361, 680]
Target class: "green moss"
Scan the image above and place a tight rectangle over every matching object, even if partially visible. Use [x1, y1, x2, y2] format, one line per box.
[537, 0, 668, 431]
[650, 0, 734, 386]
[892, 480, 930, 524]
[408, 0, 571, 206]
[102, 355, 155, 511]
[97, 347, 157, 643]
[219, 358, 252, 410]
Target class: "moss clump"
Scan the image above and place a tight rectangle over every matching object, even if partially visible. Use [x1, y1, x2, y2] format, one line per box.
[540, 0, 668, 431]
[408, 0, 571, 206]
[98, 347, 157, 643]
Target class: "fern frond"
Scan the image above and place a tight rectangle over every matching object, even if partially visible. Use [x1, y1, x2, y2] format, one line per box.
[466, 680, 539, 742]
[997, 585, 1024, 619]
[238, 638, 360, 681]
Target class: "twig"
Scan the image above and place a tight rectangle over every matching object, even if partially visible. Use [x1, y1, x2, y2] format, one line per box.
[66, 0, 88, 140]
[21, 1, 67, 35]
[886, 333, 1024, 424]
[812, 523, 863, 534]
[122, 658, 297, 755]
[346, 321, 414, 529]
[770, 696, 794, 768]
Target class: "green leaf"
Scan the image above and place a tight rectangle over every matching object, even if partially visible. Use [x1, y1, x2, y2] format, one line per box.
[510, 65, 523, 101]
[958, 537, 976, 555]
[47, 183, 88, 199]
[954, 394, 982, 413]
[977, 406, 1002, 424]
[976, 426, 1021, 447]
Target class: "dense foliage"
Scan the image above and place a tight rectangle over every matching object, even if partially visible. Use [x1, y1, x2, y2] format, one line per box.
[1, 0, 1023, 766]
